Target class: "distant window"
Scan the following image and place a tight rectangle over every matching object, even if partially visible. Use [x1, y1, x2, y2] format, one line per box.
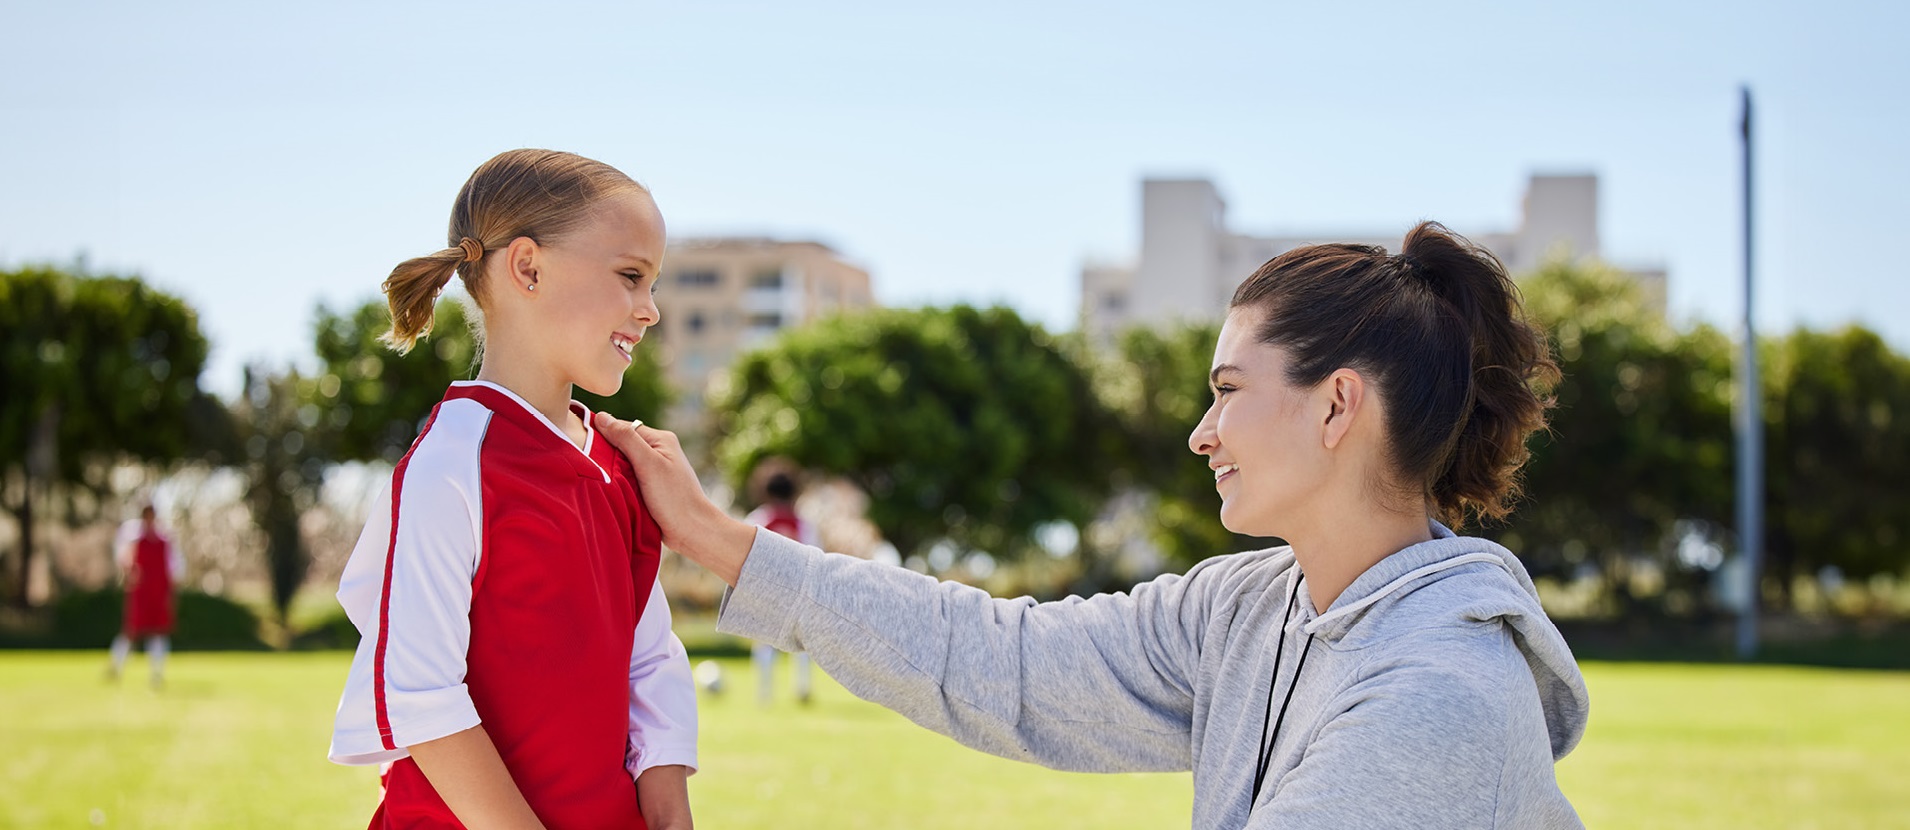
[747, 312, 783, 330]
[750, 268, 784, 290]
[1103, 292, 1126, 313]
[688, 312, 707, 334]
[676, 269, 719, 288]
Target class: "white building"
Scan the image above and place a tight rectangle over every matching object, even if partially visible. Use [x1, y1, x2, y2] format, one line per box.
[650, 238, 874, 422]
[1081, 174, 1665, 341]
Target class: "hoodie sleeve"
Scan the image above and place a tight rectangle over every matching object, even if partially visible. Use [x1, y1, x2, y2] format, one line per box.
[715, 529, 1220, 773]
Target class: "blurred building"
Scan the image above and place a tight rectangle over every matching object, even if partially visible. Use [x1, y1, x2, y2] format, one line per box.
[651, 237, 874, 419]
[1080, 174, 1667, 342]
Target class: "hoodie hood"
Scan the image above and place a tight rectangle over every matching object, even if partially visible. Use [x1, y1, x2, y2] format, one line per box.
[1297, 523, 1590, 759]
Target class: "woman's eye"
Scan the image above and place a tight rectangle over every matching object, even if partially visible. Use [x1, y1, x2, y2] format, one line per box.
[622, 271, 644, 284]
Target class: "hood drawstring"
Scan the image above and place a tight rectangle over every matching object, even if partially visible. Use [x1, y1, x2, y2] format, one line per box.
[1250, 571, 1316, 808]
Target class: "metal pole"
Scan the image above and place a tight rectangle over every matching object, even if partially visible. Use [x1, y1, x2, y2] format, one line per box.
[1735, 86, 1763, 660]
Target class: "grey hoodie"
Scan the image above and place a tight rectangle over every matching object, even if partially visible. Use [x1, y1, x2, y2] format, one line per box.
[717, 523, 1588, 829]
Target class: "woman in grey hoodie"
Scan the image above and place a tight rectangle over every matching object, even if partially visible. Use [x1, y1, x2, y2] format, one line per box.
[595, 221, 1588, 829]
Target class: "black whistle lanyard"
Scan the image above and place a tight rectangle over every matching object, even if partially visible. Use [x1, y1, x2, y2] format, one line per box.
[1250, 570, 1316, 808]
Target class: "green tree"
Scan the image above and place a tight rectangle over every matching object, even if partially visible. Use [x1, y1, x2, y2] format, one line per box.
[1506, 261, 1736, 610]
[232, 364, 326, 624]
[1765, 326, 1910, 593]
[0, 266, 215, 608]
[1090, 322, 1269, 569]
[711, 306, 1122, 563]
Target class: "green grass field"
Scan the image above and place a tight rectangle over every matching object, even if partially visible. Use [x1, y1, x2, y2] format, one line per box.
[1, 652, 1905, 829]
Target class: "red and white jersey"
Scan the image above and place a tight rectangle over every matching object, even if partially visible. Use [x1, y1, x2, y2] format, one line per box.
[330, 381, 696, 828]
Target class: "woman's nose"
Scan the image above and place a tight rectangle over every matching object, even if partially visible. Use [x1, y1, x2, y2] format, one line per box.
[1188, 406, 1218, 456]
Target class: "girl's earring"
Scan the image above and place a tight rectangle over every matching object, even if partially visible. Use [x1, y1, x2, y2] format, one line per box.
[527, 282, 537, 292]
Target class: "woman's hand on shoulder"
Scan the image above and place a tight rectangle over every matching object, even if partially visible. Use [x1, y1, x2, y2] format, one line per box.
[592, 413, 756, 585]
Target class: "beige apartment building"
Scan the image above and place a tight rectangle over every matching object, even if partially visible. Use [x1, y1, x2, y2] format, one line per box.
[651, 237, 874, 420]
[1081, 174, 1666, 342]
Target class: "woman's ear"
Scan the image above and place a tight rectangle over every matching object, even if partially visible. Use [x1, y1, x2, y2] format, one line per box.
[1321, 368, 1365, 450]
[504, 235, 540, 294]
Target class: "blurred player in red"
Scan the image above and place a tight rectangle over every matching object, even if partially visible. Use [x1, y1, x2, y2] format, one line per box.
[108, 503, 183, 689]
[746, 472, 815, 705]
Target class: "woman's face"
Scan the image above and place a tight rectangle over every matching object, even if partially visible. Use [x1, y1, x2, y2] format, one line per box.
[523, 190, 666, 397]
[1187, 306, 1335, 538]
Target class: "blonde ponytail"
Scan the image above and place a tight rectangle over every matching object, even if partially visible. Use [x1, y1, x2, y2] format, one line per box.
[379, 247, 465, 354]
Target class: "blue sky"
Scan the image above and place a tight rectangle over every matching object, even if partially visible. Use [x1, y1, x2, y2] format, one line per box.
[4, 0, 1906, 396]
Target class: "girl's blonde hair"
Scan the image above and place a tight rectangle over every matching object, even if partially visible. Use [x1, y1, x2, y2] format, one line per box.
[380, 149, 648, 353]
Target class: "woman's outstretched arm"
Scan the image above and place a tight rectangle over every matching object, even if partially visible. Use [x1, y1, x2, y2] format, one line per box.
[594, 413, 1212, 773]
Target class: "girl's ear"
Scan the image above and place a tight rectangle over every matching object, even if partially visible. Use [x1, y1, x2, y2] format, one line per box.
[1321, 368, 1365, 450]
[503, 236, 540, 294]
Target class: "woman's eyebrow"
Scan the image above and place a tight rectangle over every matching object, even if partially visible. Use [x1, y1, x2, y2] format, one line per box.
[1210, 364, 1242, 386]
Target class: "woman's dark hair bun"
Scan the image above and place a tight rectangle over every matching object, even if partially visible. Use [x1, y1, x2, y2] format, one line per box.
[1230, 221, 1559, 527]
[1398, 222, 1559, 525]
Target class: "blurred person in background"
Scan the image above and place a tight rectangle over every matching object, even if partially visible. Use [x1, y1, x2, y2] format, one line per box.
[107, 503, 183, 689]
[597, 222, 1589, 828]
[744, 471, 815, 706]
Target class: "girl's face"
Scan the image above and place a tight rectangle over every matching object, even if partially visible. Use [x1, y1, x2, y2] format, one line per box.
[1187, 307, 1335, 538]
[524, 190, 666, 397]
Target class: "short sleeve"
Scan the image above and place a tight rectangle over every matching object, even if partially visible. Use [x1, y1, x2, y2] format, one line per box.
[330, 401, 492, 766]
[625, 580, 698, 778]
[113, 521, 139, 570]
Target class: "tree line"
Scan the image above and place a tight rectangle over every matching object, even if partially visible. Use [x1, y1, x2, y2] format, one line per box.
[3, 260, 1906, 620]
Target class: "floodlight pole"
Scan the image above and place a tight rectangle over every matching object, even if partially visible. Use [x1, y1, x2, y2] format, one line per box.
[1735, 85, 1764, 660]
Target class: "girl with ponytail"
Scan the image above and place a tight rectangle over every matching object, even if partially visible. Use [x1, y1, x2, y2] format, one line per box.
[596, 222, 1586, 828]
[330, 149, 697, 830]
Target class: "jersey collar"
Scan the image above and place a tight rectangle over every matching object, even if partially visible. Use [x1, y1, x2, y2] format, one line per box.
[447, 380, 611, 483]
